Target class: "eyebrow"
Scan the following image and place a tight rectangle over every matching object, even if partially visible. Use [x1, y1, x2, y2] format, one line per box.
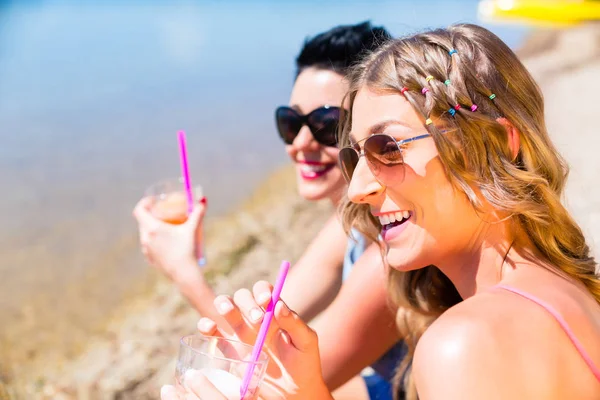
[349, 119, 413, 143]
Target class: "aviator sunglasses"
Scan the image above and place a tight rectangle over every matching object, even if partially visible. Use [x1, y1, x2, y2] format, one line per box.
[275, 105, 344, 147]
[338, 133, 432, 184]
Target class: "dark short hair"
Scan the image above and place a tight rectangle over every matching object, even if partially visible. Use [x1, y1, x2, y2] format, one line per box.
[295, 21, 392, 77]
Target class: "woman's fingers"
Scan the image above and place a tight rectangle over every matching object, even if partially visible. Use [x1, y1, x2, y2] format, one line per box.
[234, 288, 265, 326]
[252, 280, 274, 308]
[213, 295, 256, 343]
[133, 197, 159, 228]
[274, 300, 317, 353]
[233, 288, 282, 345]
[186, 199, 207, 230]
[196, 318, 220, 337]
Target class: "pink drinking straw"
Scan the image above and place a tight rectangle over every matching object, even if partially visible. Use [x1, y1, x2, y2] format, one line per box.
[177, 130, 206, 265]
[177, 130, 194, 215]
[240, 260, 291, 399]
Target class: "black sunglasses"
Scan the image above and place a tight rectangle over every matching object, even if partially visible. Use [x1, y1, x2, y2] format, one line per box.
[275, 105, 343, 147]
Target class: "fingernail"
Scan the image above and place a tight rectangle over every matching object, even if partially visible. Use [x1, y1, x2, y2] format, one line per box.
[184, 368, 202, 389]
[198, 317, 216, 332]
[250, 307, 263, 322]
[258, 292, 271, 305]
[279, 301, 290, 317]
[199, 197, 207, 205]
[215, 297, 233, 314]
[160, 385, 176, 397]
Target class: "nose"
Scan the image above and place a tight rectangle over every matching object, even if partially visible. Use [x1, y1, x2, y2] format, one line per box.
[347, 157, 385, 205]
[292, 125, 319, 151]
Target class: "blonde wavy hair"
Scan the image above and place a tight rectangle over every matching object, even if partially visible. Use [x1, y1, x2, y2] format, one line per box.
[338, 24, 599, 399]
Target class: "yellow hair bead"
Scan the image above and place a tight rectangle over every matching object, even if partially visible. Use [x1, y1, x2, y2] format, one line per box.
[425, 118, 433, 125]
[425, 75, 434, 83]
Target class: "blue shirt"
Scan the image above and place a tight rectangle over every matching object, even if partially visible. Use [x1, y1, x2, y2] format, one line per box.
[342, 228, 407, 383]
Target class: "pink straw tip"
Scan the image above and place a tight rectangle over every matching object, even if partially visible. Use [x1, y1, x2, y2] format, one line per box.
[177, 130, 194, 214]
[239, 261, 290, 398]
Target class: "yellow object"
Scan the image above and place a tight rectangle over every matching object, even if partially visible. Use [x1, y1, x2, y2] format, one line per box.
[479, 0, 600, 26]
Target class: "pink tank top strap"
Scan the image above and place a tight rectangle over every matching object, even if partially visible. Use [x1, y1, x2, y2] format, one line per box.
[494, 284, 600, 382]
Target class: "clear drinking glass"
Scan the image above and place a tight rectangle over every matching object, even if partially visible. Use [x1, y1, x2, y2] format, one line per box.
[176, 335, 269, 400]
[145, 177, 206, 265]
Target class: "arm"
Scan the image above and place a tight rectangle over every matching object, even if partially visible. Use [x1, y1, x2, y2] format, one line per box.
[313, 243, 401, 390]
[133, 197, 229, 330]
[281, 213, 348, 321]
[134, 197, 345, 329]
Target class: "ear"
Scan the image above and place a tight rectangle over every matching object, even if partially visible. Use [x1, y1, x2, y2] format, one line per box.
[496, 117, 520, 161]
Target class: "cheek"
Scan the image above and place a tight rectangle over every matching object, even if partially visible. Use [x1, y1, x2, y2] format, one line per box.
[393, 158, 455, 217]
[324, 147, 340, 165]
[285, 145, 296, 160]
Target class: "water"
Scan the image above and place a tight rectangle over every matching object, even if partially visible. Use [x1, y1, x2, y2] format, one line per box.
[0, 0, 528, 353]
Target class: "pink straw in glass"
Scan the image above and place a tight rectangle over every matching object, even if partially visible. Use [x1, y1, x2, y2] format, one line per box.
[177, 130, 194, 214]
[240, 260, 291, 399]
[177, 130, 206, 265]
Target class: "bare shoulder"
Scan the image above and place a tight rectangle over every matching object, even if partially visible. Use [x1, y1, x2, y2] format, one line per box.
[413, 290, 583, 400]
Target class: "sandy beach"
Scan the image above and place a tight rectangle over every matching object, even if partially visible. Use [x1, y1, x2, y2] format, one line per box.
[2, 22, 599, 400]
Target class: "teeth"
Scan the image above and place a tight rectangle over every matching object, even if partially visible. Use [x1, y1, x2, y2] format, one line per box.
[301, 164, 327, 173]
[378, 211, 411, 226]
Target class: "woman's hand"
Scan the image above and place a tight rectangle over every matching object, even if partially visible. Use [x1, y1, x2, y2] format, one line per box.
[195, 282, 333, 400]
[133, 196, 205, 284]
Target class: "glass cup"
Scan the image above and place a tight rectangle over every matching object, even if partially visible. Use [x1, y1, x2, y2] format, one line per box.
[145, 178, 206, 265]
[176, 335, 269, 400]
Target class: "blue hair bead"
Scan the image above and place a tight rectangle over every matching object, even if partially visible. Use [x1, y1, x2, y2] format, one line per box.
[448, 107, 456, 116]
[449, 49, 458, 56]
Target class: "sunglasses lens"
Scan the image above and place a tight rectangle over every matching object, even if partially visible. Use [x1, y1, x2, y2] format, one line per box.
[364, 135, 404, 181]
[338, 147, 359, 183]
[275, 107, 302, 144]
[307, 107, 340, 147]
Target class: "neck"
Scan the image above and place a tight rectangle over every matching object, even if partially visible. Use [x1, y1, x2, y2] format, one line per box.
[435, 219, 537, 299]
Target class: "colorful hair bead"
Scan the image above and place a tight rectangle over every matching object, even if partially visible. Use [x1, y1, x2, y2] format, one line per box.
[448, 107, 456, 116]
[470, 104, 478, 112]
[444, 79, 451, 86]
[489, 93, 496, 100]
[425, 118, 433, 125]
[421, 87, 429, 95]
[426, 75, 434, 83]
[449, 49, 458, 56]
[401, 87, 409, 94]
[454, 104, 461, 110]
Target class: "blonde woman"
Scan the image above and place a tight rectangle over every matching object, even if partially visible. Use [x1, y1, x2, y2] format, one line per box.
[163, 24, 600, 400]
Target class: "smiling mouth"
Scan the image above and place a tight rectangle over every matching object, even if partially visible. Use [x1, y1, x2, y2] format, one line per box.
[298, 163, 336, 180]
[378, 210, 412, 233]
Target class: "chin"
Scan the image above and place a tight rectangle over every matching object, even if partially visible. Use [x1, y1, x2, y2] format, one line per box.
[297, 184, 333, 201]
[295, 172, 344, 202]
[384, 248, 423, 271]
[383, 234, 431, 272]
